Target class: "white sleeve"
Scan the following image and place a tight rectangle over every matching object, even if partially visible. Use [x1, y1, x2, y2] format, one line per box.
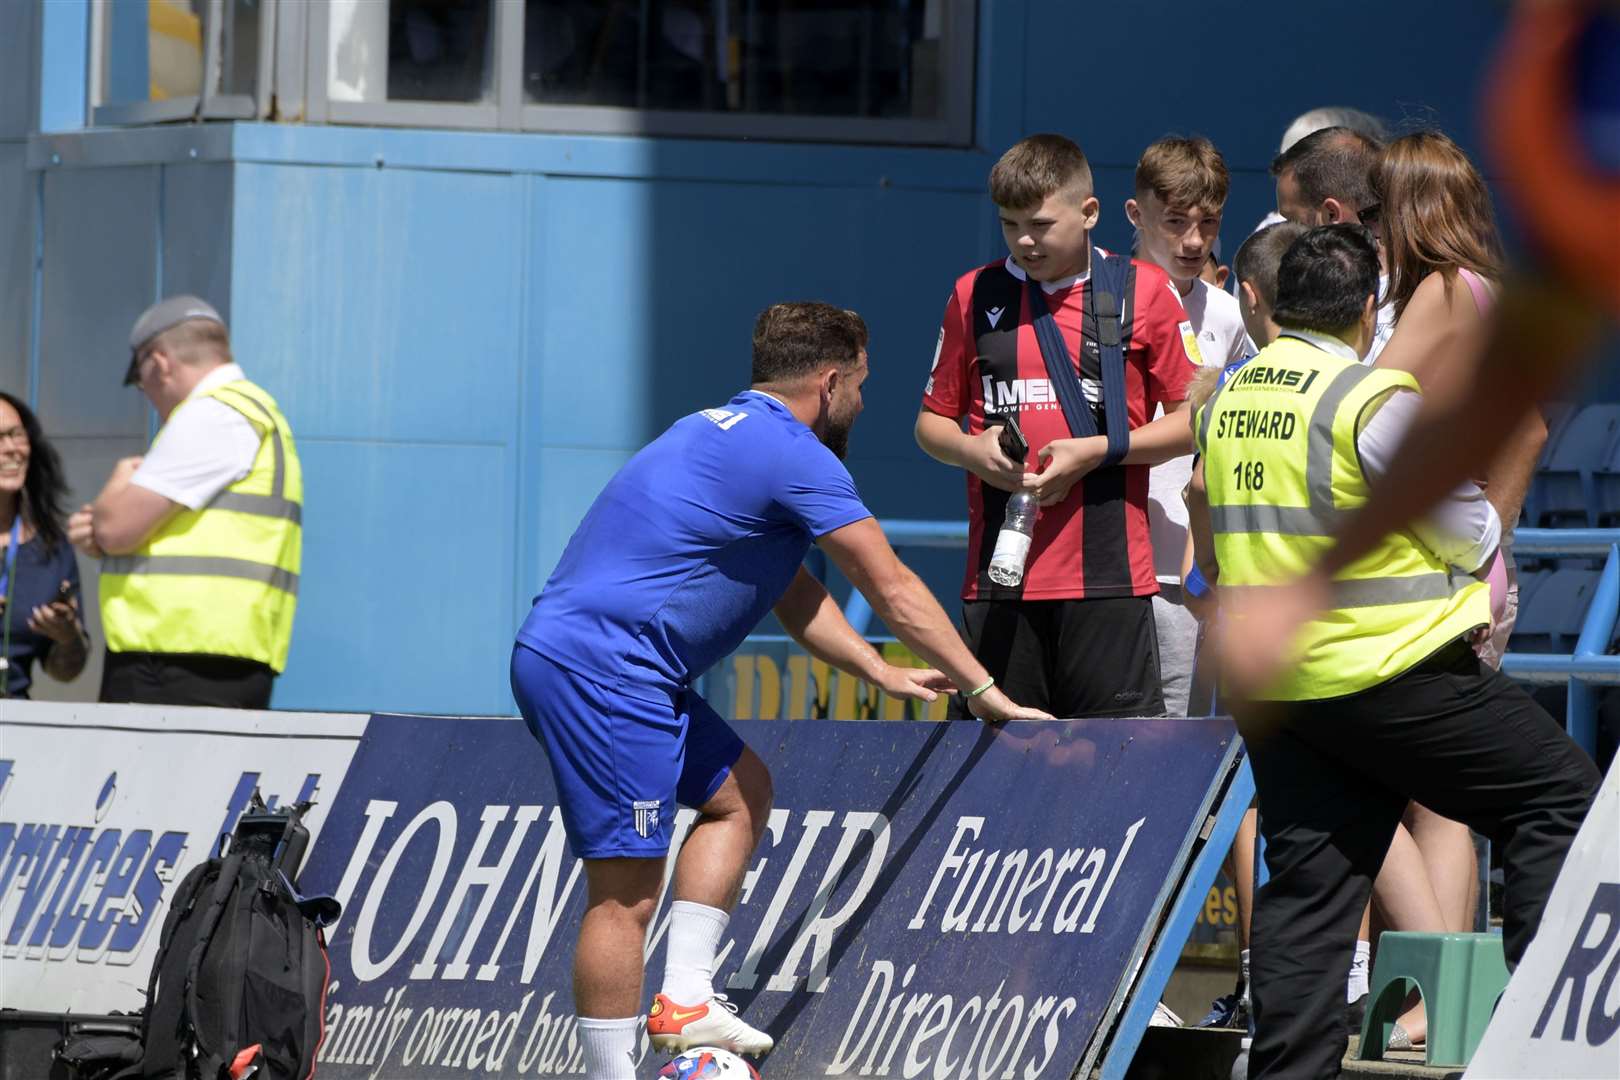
[1355, 388, 1500, 573]
[131, 398, 263, 510]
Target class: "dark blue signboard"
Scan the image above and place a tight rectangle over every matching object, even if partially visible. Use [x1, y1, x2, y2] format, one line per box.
[301, 715, 1237, 1078]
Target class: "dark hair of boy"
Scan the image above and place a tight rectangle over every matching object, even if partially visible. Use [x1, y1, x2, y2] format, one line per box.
[1271, 224, 1382, 333]
[1233, 221, 1310, 311]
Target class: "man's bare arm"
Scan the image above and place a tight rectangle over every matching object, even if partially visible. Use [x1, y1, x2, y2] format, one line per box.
[817, 518, 1052, 722]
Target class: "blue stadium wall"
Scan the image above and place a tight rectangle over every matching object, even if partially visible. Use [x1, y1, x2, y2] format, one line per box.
[2, 1, 1603, 716]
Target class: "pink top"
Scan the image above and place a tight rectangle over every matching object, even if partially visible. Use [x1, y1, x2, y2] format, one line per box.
[1457, 266, 1496, 315]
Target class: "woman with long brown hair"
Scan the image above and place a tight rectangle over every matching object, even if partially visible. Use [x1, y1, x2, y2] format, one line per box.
[1364, 129, 1543, 1052]
[0, 391, 89, 697]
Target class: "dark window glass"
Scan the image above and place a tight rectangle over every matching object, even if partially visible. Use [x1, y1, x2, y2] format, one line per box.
[388, 0, 496, 103]
[523, 0, 947, 120]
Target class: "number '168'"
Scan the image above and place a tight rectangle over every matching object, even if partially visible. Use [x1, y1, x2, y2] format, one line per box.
[1232, 461, 1265, 491]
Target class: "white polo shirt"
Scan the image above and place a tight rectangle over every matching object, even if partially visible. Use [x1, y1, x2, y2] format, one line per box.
[131, 364, 263, 510]
[1148, 278, 1249, 583]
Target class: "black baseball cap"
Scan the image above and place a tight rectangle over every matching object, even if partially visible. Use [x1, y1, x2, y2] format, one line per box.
[124, 295, 226, 385]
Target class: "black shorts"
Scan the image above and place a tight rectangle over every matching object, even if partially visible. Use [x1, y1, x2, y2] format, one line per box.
[949, 596, 1163, 719]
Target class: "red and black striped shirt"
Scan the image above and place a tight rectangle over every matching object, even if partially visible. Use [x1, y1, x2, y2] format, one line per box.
[922, 256, 1200, 601]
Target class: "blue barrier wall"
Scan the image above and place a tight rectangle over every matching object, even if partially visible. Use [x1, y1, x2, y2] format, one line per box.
[5, 0, 1588, 715]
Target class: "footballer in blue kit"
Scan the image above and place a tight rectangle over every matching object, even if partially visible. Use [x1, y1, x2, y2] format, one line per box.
[510, 302, 1049, 1080]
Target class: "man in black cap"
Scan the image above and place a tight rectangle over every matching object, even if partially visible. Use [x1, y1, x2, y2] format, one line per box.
[67, 296, 303, 708]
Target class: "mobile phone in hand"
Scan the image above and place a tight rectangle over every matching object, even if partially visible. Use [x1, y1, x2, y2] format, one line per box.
[55, 579, 78, 605]
[997, 414, 1029, 463]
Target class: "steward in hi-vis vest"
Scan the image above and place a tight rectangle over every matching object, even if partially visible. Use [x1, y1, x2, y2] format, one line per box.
[69, 296, 301, 710]
[1196, 332, 1487, 701]
[99, 377, 301, 672]
[1191, 225, 1597, 1080]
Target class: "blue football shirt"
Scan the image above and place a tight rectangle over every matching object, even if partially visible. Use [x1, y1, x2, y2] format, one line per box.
[517, 390, 873, 697]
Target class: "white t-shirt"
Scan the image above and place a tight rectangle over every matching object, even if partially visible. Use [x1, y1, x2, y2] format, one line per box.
[1364, 273, 1396, 364]
[132, 364, 263, 510]
[1148, 279, 1249, 582]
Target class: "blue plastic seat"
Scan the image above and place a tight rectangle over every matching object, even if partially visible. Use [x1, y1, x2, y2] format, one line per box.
[1510, 568, 1602, 653]
[1512, 567, 1551, 612]
[1534, 405, 1620, 527]
[1596, 430, 1620, 527]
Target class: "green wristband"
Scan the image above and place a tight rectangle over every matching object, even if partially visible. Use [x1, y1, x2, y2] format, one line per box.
[966, 676, 995, 698]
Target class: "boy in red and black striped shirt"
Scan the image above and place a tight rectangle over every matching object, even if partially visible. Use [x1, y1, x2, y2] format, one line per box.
[916, 134, 1203, 717]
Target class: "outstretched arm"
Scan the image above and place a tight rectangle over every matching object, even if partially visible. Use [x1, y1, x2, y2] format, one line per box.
[816, 518, 1053, 722]
[773, 565, 954, 704]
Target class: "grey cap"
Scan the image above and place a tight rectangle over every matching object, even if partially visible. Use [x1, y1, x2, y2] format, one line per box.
[125, 295, 226, 384]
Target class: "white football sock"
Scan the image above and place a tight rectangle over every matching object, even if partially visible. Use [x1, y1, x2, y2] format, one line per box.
[578, 1016, 639, 1080]
[1347, 939, 1371, 1002]
[660, 900, 729, 1005]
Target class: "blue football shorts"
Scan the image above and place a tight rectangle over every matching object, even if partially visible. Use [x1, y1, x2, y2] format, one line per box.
[510, 643, 745, 859]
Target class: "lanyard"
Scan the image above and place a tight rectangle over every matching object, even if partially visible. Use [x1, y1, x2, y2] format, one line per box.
[0, 515, 18, 690]
[0, 515, 19, 606]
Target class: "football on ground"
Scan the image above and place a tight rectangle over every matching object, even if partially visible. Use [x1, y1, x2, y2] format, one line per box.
[657, 1046, 762, 1079]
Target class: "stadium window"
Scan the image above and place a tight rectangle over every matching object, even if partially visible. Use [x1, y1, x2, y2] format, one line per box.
[92, 0, 975, 145]
[516, 0, 974, 145]
[91, 0, 272, 124]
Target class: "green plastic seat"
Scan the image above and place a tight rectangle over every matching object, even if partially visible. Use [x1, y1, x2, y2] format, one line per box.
[1358, 931, 1509, 1068]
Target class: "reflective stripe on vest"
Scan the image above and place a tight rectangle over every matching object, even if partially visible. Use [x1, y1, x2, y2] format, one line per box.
[1199, 362, 1374, 537]
[1199, 337, 1489, 700]
[101, 554, 299, 596]
[1222, 570, 1465, 609]
[99, 379, 302, 672]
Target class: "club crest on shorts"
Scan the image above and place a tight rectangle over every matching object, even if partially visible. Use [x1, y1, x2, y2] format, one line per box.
[633, 799, 662, 838]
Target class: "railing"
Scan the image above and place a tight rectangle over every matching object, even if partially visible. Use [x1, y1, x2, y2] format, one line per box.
[832, 521, 1616, 757]
[1500, 528, 1620, 758]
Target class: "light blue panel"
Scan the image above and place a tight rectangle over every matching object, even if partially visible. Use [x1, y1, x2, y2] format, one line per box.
[535, 176, 989, 459]
[161, 163, 234, 319]
[229, 163, 523, 445]
[39, 0, 89, 133]
[530, 446, 635, 592]
[531, 177, 654, 448]
[0, 145, 31, 396]
[1017, 0, 1505, 276]
[0, 1, 37, 139]
[1022, 1, 1500, 169]
[38, 165, 158, 438]
[231, 123, 990, 193]
[103, 0, 149, 108]
[275, 440, 518, 716]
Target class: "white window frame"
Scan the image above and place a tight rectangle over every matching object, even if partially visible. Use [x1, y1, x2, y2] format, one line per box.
[90, 0, 274, 125]
[92, 0, 977, 147]
[306, 0, 976, 146]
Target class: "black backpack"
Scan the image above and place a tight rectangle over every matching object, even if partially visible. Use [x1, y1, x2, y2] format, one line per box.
[84, 796, 342, 1080]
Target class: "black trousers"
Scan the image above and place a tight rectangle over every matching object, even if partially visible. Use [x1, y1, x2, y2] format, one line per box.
[948, 596, 1164, 719]
[1243, 639, 1599, 1080]
[101, 651, 275, 709]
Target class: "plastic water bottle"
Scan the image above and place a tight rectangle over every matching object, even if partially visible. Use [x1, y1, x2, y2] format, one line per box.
[987, 491, 1037, 587]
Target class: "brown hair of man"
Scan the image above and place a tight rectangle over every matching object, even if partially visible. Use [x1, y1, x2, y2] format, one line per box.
[1372, 130, 1506, 320]
[988, 133, 1095, 210]
[1135, 136, 1230, 214]
[1270, 126, 1383, 212]
[751, 302, 868, 385]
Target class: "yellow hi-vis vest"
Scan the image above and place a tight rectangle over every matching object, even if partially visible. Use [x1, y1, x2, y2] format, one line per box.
[1194, 334, 1488, 701]
[100, 379, 302, 673]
